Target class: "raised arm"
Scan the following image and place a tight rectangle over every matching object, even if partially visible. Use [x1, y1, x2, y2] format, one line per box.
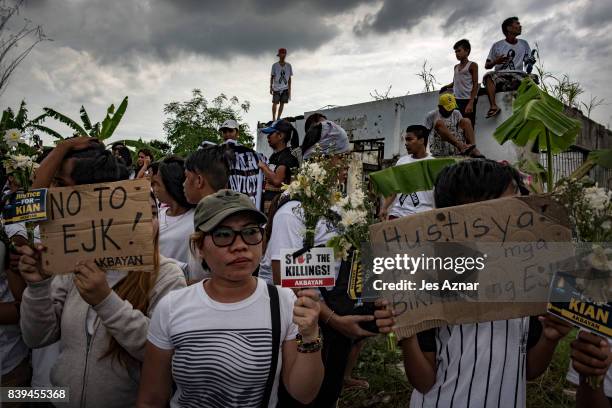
[18, 244, 70, 347]
[32, 136, 96, 188]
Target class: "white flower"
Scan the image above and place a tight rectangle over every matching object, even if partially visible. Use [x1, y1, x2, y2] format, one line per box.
[337, 195, 350, 209]
[5, 154, 38, 172]
[4, 129, 24, 148]
[584, 187, 611, 211]
[305, 162, 327, 184]
[341, 209, 367, 227]
[349, 189, 366, 207]
[586, 246, 612, 271]
[283, 180, 301, 197]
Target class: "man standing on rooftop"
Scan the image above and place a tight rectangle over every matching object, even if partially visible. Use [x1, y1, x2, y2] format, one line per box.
[483, 17, 534, 118]
[270, 47, 293, 121]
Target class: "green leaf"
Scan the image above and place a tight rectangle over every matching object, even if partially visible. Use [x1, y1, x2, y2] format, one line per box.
[589, 149, 612, 169]
[14, 101, 28, 128]
[43, 107, 88, 136]
[80, 106, 93, 132]
[493, 77, 581, 154]
[99, 97, 127, 140]
[370, 158, 458, 197]
[30, 124, 64, 140]
[28, 113, 48, 126]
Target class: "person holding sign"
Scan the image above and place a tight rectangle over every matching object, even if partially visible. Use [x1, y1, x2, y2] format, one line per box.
[264, 119, 394, 408]
[567, 331, 612, 408]
[402, 159, 572, 408]
[138, 190, 324, 407]
[17, 139, 187, 408]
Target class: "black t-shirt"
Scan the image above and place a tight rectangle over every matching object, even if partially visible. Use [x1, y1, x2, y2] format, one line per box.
[265, 148, 298, 192]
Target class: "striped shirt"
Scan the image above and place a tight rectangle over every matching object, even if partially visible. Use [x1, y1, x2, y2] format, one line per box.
[148, 278, 298, 408]
[411, 317, 542, 408]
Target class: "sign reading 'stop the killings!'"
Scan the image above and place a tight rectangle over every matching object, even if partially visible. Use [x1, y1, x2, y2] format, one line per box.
[40, 179, 154, 274]
[280, 247, 335, 288]
[2, 189, 48, 225]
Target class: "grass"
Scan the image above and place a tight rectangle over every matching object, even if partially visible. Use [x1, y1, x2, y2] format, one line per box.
[339, 330, 577, 408]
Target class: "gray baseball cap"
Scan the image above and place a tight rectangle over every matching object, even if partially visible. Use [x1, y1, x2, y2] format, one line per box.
[194, 189, 267, 232]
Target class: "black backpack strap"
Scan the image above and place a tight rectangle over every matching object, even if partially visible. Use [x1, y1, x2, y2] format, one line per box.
[262, 284, 281, 408]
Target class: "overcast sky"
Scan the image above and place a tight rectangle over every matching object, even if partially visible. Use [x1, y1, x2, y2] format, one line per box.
[3, 0, 612, 147]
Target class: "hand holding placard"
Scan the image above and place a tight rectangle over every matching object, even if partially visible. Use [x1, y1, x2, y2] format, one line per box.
[40, 179, 154, 274]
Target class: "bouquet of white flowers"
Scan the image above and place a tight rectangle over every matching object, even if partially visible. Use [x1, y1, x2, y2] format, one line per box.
[554, 178, 612, 242]
[327, 157, 372, 260]
[282, 149, 349, 248]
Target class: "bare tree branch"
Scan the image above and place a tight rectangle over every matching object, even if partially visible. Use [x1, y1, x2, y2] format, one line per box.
[0, 0, 49, 96]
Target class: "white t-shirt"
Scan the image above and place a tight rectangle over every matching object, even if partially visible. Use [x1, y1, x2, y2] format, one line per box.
[423, 109, 465, 157]
[271, 62, 293, 92]
[388, 154, 435, 218]
[0, 242, 28, 375]
[158, 207, 195, 265]
[3, 222, 58, 387]
[411, 318, 535, 408]
[148, 278, 298, 408]
[566, 334, 612, 397]
[487, 39, 531, 71]
[260, 200, 341, 282]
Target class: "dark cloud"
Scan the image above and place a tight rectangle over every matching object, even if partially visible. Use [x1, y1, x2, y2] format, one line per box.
[354, 0, 493, 36]
[579, 0, 612, 27]
[19, 0, 373, 61]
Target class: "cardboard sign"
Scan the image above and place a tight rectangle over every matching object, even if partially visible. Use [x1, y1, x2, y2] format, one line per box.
[368, 195, 572, 339]
[2, 189, 48, 224]
[548, 272, 612, 339]
[280, 247, 335, 288]
[40, 179, 154, 274]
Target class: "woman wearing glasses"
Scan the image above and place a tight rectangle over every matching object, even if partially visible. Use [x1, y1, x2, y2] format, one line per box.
[137, 189, 325, 408]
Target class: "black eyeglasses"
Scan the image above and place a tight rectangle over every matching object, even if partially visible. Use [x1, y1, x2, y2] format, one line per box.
[208, 226, 264, 247]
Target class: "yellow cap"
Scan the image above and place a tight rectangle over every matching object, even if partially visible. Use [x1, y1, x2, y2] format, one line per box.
[438, 93, 458, 111]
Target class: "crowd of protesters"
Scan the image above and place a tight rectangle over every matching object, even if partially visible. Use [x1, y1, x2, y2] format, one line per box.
[0, 14, 609, 408]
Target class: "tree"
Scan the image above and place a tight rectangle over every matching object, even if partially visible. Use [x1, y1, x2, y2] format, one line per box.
[163, 89, 253, 155]
[0, 0, 49, 95]
[40, 96, 128, 141]
[148, 139, 172, 157]
[416, 60, 439, 93]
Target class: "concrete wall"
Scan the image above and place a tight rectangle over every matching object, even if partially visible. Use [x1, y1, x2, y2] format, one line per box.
[256, 92, 611, 190]
[257, 91, 522, 163]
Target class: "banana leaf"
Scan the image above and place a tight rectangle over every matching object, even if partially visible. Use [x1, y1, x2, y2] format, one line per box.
[30, 124, 64, 140]
[370, 158, 458, 197]
[494, 78, 581, 154]
[569, 149, 612, 180]
[43, 107, 88, 136]
[80, 106, 94, 132]
[14, 101, 27, 128]
[99, 97, 128, 140]
[590, 149, 612, 168]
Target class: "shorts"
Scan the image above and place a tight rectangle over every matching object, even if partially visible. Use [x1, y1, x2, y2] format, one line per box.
[483, 71, 539, 92]
[456, 98, 477, 127]
[272, 90, 289, 104]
